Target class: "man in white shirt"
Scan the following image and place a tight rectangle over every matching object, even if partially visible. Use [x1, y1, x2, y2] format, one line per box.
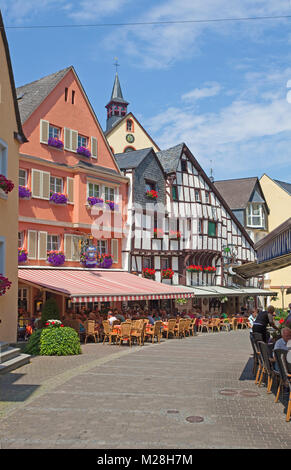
[107, 311, 118, 326]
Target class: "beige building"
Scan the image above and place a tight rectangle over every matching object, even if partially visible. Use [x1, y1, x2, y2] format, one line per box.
[0, 12, 26, 342]
[260, 174, 291, 309]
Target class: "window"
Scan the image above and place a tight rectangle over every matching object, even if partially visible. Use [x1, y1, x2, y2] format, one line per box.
[50, 176, 63, 194]
[247, 203, 266, 228]
[49, 125, 60, 140]
[181, 160, 188, 172]
[47, 235, 59, 252]
[143, 257, 151, 269]
[161, 258, 169, 270]
[105, 186, 114, 201]
[87, 182, 100, 198]
[18, 288, 28, 310]
[78, 135, 88, 148]
[195, 190, 201, 202]
[0, 139, 8, 177]
[72, 90, 75, 104]
[212, 207, 217, 220]
[208, 221, 217, 237]
[126, 119, 133, 131]
[19, 169, 27, 187]
[121, 107, 127, 116]
[198, 219, 203, 234]
[172, 185, 178, 201]
[124, 146, 135, 152]
[205, 191, 210, 204]
[18, 232, 24, 248]
[97, 240, 108, 255]
[145, 180, 156, 192]
[65, 87, 68, 102]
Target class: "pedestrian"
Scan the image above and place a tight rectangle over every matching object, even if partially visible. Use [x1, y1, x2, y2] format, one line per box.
[252, 305, 280, 342]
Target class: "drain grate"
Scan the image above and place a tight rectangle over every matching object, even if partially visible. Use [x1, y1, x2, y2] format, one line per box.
[186, 416, 204, 423]
[167, 410, 179, 414]
[219, 389, 238, 396]
[219, 389, 259, 397]
[239, 390, 260, 397]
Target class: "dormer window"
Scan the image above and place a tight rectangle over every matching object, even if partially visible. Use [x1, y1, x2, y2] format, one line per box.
[247, 203, 266, 228]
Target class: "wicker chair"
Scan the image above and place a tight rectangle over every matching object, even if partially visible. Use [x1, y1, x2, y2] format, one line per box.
[188, 319, 195, 336]
[184, 319, 192, 336]
[145, 320, 163, 343]
[163, 319, 176, 339]
[175, 318, 186, 338]
[84, 320, 99, 344]
[274, 349, 291, 421]
[102, 320, 118, 344]
[117, 322, 132, 347]
[257, 340, 279, 393]
[198, 318, 209, 333]
[131, 320, 146, 346]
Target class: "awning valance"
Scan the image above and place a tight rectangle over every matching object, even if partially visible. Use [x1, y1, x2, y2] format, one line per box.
[18, 268, 194, 302]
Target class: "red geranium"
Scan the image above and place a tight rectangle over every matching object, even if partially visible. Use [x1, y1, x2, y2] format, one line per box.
[146, 190, 158, 200]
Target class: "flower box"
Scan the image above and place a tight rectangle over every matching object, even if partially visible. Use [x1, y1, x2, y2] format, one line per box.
[161, 268, 174, 280]
[18, 248, 28, 264]
[0, 274, 12, 296]
[142, 268, 156, 279]
[87, 196, 104, 207]
[49, 193, 68, 205]
[47, 251, 65, 266]
[204, 266, 216, 272]
[169, 230, 181, 240]
[153, 228, 164, 239]
[187, 265, 203, 272]
[146, 190, 158, 200]
[48, 137, 64, 149]
[77, 146, 91, 158]
[0, 174, 14, 194]
[19, 186, 31, 199]
[98, 254, 113, 269]
[106, 200, 118, 211]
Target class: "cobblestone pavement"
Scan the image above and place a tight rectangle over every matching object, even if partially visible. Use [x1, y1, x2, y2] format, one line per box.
[0, 330, 290, 449]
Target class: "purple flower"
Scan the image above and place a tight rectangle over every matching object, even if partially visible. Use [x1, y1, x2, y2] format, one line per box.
[19, 186, 31, 199]
[18, 248, 28, 263]
[105, 200, 118, 211]
[47, 251, 65, 266]
[98, 254, 113, 269]
[48, 137, 64, 149]
[77, 146, 91, 158]
[87, 197, 104, 207]
[50, 193, 68, 204]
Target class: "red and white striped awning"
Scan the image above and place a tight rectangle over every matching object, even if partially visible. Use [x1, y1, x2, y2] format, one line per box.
[18, 269, 194, 302]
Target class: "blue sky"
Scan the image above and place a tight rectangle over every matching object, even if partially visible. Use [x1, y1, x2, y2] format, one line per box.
[1, 0, 291, 182]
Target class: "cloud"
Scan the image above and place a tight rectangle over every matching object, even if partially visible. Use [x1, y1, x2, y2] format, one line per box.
[68, 0, 132, 21]
[181, 83, 221, 102]
[0, 0, 67, 23]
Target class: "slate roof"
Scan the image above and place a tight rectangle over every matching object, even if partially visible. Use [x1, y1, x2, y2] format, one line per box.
[115, 148, 154, 169]
[16, 66, 72, 123]
[214, 177, 259, 210]
[108, 72, 129, 105]
[274, 179, 291, 196]
[156, 143, 184, 173]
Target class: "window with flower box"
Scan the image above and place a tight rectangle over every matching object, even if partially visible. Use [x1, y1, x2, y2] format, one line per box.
[143, 257, 152, 269]
[145, 180, 156, 193]
[19, 169, 27, 187]
[50, 176, 63, 194]
[87, 182, 100, 199]
[18, 232, 24, 248]
[78, 135, 88, 148]
[47, 235, 59, 252]
[161, 257, 169, 270]
[104, 186, 114, 202]
[49, 125, 61, 140]
[97, 240, 108, 255]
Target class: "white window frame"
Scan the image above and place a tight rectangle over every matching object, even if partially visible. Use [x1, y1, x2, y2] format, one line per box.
[27, 230, 37, 260]
[195, 189, 201, 202]
[97, 240, 108, 255]
[19, 169, 27, 187]
[78, 135, 88, 148]
[87, 182, 100, 199]
[247, 203, 266, 228]
[49, 125, 61, 140]
[0, 138, 8, 177]
[47, 234, 60, 252]
[50, 176, 63, 194]
[104, 186, 115, 202]
[31, 169, 51, 200]
[18, 232, 24, 248]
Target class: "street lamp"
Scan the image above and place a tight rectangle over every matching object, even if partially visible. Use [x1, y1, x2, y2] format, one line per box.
[280, 286, 285, 311]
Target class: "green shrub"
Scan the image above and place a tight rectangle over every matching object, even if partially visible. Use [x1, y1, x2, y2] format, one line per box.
[40, 327, 81, 356]
[24, 328, 43, 355]
[41, 298, 60, 326]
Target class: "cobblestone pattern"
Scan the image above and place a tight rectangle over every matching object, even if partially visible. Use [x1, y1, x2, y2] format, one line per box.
[0, 330, 290, 449]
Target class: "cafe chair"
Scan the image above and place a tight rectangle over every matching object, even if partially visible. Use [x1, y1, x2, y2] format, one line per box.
[274, 349, 291, 421]
[84, 320, 99, 344]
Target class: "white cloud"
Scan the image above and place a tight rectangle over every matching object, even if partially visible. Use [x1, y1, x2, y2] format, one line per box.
[181, 83, 221, 102]
[68, 0, 131, 21]
[0, 0, 67, 23]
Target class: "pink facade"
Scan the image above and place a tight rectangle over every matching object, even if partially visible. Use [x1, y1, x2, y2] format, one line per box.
[18, 68, 128, 269]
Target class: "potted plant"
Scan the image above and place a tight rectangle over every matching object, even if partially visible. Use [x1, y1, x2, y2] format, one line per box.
[146, 189, 158, 200]
[0, 174, 14, 194]
[19, 186, 31, 199]
[161, 268, 174, 280]
[142, 268, 156, 279]
[153, 228, 164, 239]
[204, 266, 216, 272]
[49, 193, 68, 205]
[187, 265, 203, 272]
[0, 274, 12, 296]
[47, 251, 66, 266]
[87, 196, 104, 207]
[77, 146, 91, 158]
[98, 254, 113, 269]
[106, 200, 118, 211]
[48, 137, 64, 149]
[18, 248, 28, 264]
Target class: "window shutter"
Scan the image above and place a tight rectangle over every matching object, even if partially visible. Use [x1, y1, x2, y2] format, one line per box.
[40, 120, 49, 144]
[111, 239, 118, 264]
[42, 171, 50, 199]
[64, 128, 71, 151]
[38, 231, 48, 260]
[72, 236, 81, 261]
[71, 130, 78, 152]
[91, 137, 98, 159]
[67, 177, 74, 203]
[28, 230, 37, 259]
[64, 234, 72, 261]
[31, 169, 41, 198]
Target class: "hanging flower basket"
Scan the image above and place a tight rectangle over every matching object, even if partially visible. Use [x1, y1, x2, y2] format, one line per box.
[98, 254, 113, 269]
[106, 200, 118, 211]
[49, 193, 68, 205]
[87, 196, 104, 207]
[0, 174, 14, 194]
[0, 274, 12, 296]
[176, 298, 188, 305]
[77, 146, 91, 158]
[187, 265, 203, 272]
[153, 228, 164, 239]
[47, 251, 65, 266]
[169, 230, 181, 240]
[146, 190, 158, 200]
[161, 268, 174, 279]
[48, 137, 64, 149]
[142, 268, 156, 279]
[204, 266, 217, 272]
[19, 186, 31, 199]
[18, 248, 28, 264]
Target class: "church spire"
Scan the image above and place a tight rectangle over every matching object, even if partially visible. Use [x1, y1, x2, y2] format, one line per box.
[105, 60, 129, 132]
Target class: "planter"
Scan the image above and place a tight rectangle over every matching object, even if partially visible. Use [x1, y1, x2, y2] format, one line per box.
[0, 274, 12, 296]
[19, 186, 31, 199]
[187, 265, 203, 272]
[169, 230, 181, 240]
[204, 266, 216, 272]
[87, 197, 104, 207]
[80, 250, 98, 268]
[0, 174, 14, 194]
[77, 146, 91, 158]
[161, 268, 174, 280]
[105, 200, 118, 211]
[48, 137, 64, 149]
[49, 193, 68, 205]
[47, 251, 65, 266]
[146, 190, 158, 200]
[98, 254, 113, 269]
[153, 228, 164, 239]
[18, 248, 28, 264]
[142, 268, 156, 280]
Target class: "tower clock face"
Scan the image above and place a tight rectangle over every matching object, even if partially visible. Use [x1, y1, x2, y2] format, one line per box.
[126, 133, 135, 143]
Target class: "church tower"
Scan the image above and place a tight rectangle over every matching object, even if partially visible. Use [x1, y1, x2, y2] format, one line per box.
[105, 71, 129, 132]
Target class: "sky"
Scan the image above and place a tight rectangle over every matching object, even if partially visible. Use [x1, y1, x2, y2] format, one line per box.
[1, 0, 291, 182]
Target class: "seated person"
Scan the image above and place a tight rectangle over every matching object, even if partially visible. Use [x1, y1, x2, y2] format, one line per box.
[107, 311, 118, 325]
[147, 313, 155, 325]
[273, 327, 291, 371]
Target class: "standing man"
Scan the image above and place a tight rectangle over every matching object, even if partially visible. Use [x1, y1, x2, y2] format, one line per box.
[252, 305, 280, 342]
